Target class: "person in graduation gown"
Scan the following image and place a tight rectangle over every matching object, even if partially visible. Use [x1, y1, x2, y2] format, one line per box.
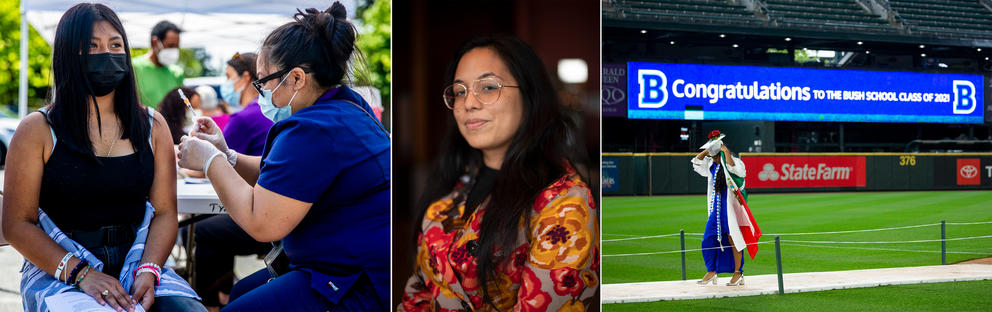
[691, 130, 754, 287]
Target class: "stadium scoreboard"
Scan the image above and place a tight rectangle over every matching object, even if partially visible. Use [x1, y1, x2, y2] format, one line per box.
[627, 62, 985, 124]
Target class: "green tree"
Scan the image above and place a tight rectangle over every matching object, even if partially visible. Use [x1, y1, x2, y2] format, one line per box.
[355, 0, 390, 107]
[0, 0, 52, 115]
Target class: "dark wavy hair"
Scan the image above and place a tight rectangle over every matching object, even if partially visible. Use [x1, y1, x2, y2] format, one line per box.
[226, 52, 258, 81]
[48, 3, 151, 162]
[157, 87, 196, 144]
[415, 36, 590, 309]
[259, 1, 357, 88]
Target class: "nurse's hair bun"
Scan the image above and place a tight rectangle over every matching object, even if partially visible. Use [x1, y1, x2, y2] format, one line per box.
[295, 2, 347, 43]
[262, 1, 356, 88]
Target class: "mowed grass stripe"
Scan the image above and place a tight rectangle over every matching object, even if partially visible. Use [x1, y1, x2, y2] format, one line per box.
[603, 280, 992, 311]
[602, 191, 992, 284]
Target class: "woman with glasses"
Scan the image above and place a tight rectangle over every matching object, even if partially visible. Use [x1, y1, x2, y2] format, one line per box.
[176, 2, 390, 310]
[3, 3, 203, 312]
[398, 36, 598, 311]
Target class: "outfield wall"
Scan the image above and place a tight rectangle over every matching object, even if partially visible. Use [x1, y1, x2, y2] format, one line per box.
[602, 153, 992, 195]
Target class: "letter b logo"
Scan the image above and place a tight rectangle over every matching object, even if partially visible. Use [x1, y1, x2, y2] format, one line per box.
[952, 80, 976, 115]
[638, 69, 667, 108]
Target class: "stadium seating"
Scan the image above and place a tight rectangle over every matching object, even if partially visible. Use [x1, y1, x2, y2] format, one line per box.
[606, 0, 992, 40]
[889, 0, 992, 38]
[608, 0, 767, 27]
[764, 0, 895, 34]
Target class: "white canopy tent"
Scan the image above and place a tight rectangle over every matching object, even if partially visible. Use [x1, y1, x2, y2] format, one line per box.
[17, 0, 358, 118]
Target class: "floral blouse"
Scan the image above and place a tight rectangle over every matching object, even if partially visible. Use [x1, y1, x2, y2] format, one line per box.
[399, 167, 599, 311]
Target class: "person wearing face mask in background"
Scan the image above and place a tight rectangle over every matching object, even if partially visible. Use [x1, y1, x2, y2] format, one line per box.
[2, 3, 204, 312]
[218, 52, 271, 157]
[132, 20, 183, 109]
[196, 85, 230, 130]
[177, 3, 390, 310]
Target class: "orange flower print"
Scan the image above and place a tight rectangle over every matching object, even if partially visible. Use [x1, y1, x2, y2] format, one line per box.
[401, 288, 431, 312]
[585, 187, 596, 210]
[529, 196, 592, 270]
[467, 207, 484, 232]
[555, 299, 586, 312]
[450, 232, 479, 292]
[590, 246, 599, 272]
[533, 176, 574, 212]
[415, 239, 438, 285]
[470, 295, 483, 309]
[550, 267, 585, 297]
[515, 267, 551, 312]
[426, 198, 454, 222]
[422, 227, 458, 285]
[500, 244, 530, 284]
[581, 271, 598, 290]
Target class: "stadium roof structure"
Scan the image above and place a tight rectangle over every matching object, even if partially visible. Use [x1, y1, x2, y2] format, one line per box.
[604, 0, 992, 48]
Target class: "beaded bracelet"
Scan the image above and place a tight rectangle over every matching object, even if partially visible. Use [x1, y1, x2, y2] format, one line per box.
[73, 266, 90, 286]
[133, 267, 161, 286]
[135, 263, 162, 286]
[138, 262, 161, 271]
[66, 259, 89, 285]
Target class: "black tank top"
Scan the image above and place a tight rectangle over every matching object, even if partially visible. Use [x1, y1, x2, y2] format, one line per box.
[38, 108, 155, 232]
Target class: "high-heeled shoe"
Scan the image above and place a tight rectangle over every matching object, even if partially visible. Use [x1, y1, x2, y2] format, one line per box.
[696, 274, 717, 285]
[726, 272, 744, 286]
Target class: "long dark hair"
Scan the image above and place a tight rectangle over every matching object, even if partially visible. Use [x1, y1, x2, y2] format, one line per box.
[415, 36, 590, 308]
[157, 87, 196, 144]
[48, 3, 150, 161]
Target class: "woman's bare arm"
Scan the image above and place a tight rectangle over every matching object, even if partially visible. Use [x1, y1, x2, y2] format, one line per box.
[2, 113, 74, 276]
[143, 113, 178, 267]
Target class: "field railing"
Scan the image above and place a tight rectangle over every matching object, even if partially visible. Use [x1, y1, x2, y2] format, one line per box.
[603, 220, 992, 292]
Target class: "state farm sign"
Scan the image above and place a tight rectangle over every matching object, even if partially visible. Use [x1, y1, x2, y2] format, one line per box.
[746, 156, 867, 188]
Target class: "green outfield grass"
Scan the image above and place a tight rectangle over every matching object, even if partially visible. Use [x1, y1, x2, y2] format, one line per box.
[603, 191, 992, 284]
[603, 280, 992, 311]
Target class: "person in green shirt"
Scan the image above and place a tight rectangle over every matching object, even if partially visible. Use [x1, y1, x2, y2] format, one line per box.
[133, 20, 184, 109]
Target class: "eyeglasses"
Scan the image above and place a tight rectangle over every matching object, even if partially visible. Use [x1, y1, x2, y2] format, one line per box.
[252, 66, 312, 94]
[442, 77, 519, 110]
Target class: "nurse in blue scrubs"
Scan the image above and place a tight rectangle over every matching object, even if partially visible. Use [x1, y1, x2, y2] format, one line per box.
[176, 2, 390, 311]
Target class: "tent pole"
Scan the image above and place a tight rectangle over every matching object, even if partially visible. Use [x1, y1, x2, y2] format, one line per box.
[19, 1, 29, 119]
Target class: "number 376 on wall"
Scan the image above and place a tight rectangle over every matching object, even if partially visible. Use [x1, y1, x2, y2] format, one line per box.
[899, 155, 917, 166]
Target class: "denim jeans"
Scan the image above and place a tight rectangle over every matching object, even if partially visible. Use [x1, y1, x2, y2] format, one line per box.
[66, 224, 208, 311]
[66, 223, 137, 278]
[151, 296, 208, 312]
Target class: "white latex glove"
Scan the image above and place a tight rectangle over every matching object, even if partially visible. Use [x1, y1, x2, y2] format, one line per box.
[707, 140, 723, 156]
[178, 135, 224, 172]
[190, 117, 229, 154]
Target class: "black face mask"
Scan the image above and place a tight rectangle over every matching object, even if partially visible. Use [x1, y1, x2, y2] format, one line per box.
[87, 53, 129, 96]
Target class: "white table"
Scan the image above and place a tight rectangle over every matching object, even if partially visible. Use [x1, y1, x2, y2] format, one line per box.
[177, 180, 227, 215]
[176, 179, 227, 289]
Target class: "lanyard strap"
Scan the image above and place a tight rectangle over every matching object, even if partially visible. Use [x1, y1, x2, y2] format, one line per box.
[340, 100, 389, 138]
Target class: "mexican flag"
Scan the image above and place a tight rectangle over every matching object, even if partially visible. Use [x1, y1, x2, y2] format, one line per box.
[720, 151, 762, 259]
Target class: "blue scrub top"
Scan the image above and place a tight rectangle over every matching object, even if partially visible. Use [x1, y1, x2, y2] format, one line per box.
[257, 86, 390, 307]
